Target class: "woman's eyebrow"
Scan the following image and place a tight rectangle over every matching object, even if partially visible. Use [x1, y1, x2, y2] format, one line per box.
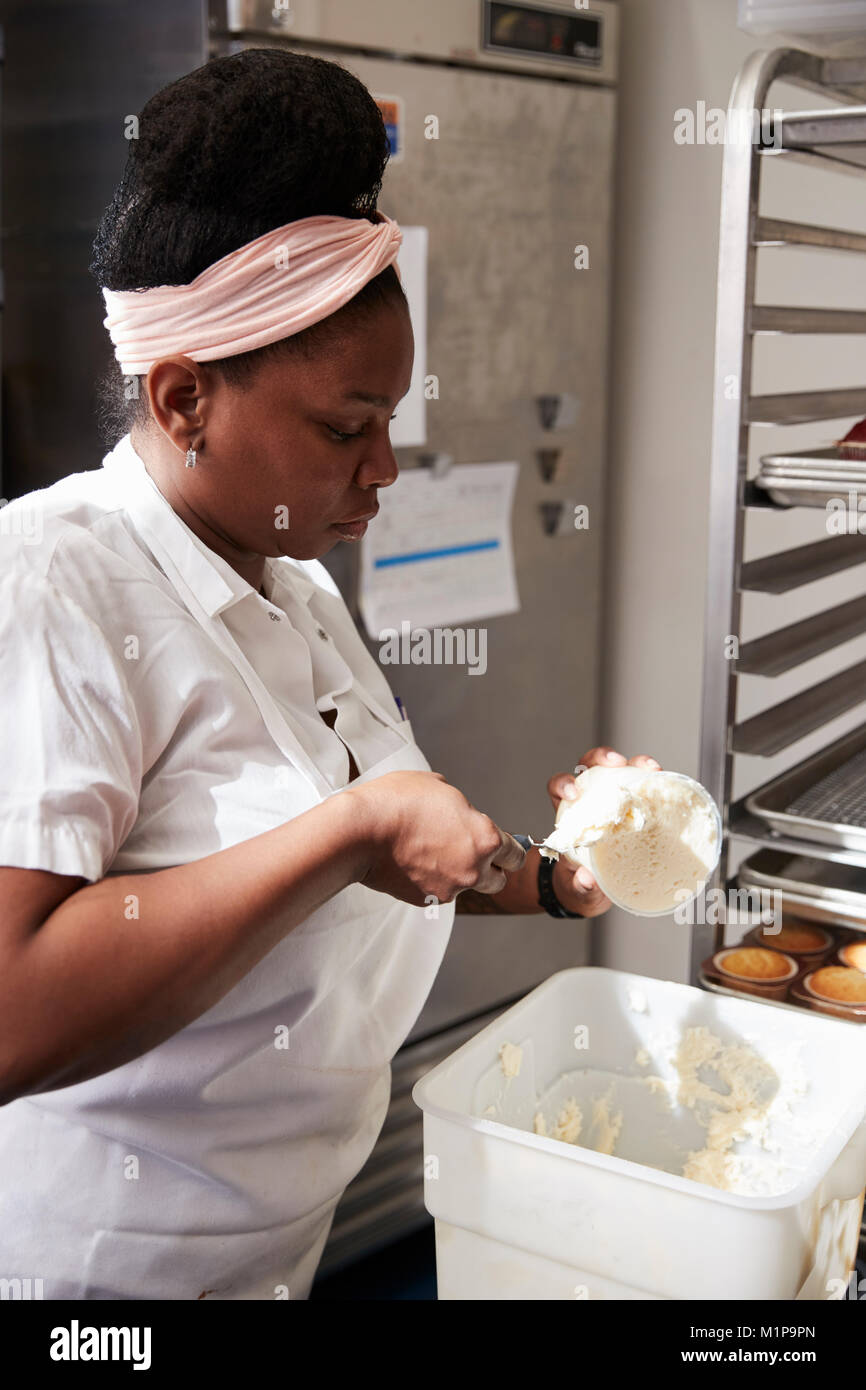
[343, 390, 391, 406]
[343, 387, 412, 407]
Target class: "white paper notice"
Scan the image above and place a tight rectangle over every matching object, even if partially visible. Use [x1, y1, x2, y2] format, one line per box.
[359, 462, 520, 637]
[389, 226, 427, 449]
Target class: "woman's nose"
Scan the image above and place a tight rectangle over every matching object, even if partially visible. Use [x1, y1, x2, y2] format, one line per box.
[357, 435, 399, 490]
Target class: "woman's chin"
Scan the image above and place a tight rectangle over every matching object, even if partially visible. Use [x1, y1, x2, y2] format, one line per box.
[276, 533, 341, 562]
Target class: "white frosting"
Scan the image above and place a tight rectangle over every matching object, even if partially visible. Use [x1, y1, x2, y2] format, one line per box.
[589, 1089, 624, 1156]
[551, 1098, 583, 1144]
[499, 1041, 522, 1079]
[542, 766, 650, 854]
[675, 1026, 783, 1192]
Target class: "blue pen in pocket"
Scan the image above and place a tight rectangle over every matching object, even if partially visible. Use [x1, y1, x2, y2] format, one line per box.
[394, 695, 408, 722]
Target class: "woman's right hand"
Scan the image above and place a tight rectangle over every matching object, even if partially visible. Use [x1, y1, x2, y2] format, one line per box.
[0, 772, 522, 1103]
[343, 769, 525, 906]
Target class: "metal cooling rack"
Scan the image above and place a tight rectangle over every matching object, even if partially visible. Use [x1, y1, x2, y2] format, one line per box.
[786, 749, 866, 828]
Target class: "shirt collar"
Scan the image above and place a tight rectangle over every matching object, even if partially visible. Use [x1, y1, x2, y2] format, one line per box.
[266, 556, 317, 607]
[102, 434, 317, 616]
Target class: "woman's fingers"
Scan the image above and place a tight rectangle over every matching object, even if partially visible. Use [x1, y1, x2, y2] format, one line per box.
[581, 747, 628, 768]
[555, 862, 612, 916]
[548, 749, 626, 809]
[547, 772, 580, 809]
[471, 826, 525, 896]
[473, 863, 509, 895]
[548, 749, 663, 812]
[491, 828, 527, 874]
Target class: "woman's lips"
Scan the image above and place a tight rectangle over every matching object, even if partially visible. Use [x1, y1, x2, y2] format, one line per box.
[331, 507, 378, 541]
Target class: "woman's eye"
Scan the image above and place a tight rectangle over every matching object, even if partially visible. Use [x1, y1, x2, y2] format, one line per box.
[326, 414, 397, 442]
[327, 425, 363, 442]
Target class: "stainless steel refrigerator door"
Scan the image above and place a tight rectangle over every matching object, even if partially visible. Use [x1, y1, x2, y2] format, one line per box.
[225, 0, 620, 86]
[269, 46, 617, 1037]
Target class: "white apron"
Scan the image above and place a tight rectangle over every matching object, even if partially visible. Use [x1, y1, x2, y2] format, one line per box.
[0, 571, 455, 1301]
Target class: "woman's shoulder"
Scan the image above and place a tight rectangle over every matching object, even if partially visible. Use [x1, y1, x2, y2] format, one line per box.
[1, 463, 131, 567]
[0, 463, 180, 620]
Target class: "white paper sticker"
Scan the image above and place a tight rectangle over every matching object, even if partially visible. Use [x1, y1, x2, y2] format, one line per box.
[359, 461, 520, 636]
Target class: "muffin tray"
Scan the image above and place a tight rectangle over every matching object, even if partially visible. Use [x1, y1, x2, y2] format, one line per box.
[700, 972, 866, 1023]
[698, 972, 845, 1018]
[744, 723, 866, 852]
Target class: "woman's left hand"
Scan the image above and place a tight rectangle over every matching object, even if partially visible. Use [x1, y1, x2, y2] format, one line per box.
[546, 746, 663, 919]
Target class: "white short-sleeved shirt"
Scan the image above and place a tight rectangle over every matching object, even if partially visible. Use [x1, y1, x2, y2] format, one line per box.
[0, 432, 420, 878]
[0, 433, 455, 1300]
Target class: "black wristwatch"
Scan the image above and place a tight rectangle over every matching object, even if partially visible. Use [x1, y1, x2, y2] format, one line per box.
[512, 834, 584, 919]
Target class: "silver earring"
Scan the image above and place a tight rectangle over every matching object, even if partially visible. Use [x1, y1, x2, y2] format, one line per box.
[185, 446, 197, 469]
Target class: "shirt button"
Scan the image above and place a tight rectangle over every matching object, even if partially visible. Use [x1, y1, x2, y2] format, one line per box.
[268, 611, 281, 622]
[317, 627, 329, 640]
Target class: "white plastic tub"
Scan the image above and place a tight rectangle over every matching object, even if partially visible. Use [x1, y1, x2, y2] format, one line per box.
[412, 968, 866, 1300]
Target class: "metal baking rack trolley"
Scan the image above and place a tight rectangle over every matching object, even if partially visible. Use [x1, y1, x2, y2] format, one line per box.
[698, 46, 866, 999]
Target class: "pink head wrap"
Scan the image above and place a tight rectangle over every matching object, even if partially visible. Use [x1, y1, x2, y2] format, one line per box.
[101, 211, 403, 375]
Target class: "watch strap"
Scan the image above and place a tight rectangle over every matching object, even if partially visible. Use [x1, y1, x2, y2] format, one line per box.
[537, 850, 584, 918]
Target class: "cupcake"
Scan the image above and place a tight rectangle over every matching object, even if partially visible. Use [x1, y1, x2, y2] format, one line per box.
[839, 939, 866, 974]
[805, 965, 866, 1005]
[746, 921, 832, 963]
[717, 947, 795, 981]
[836, 417, 866, 460]
[703, 946, 798, 1000]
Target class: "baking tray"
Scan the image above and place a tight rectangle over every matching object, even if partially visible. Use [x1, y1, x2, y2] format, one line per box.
[760, 462, 866, 478]
[698, 971, 864, 1023]
[754, 475, 866, 507]
[737, 847, 866, 928]
[744, 723, 866, 851]
[760, 448, 866, 469]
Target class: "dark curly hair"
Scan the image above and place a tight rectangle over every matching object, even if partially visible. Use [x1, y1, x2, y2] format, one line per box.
[92, 48, 405, 446]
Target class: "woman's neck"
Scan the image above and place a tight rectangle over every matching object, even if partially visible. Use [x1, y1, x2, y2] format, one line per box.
[130, 426, 267, 593]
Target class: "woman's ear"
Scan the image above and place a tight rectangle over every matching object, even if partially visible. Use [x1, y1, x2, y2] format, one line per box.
[146, 356, 212, 452]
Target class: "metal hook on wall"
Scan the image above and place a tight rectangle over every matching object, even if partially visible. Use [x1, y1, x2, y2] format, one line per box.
[417, 451, 453, 478]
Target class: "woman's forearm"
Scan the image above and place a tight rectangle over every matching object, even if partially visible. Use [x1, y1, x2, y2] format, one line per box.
[0, 790, 370, 1103]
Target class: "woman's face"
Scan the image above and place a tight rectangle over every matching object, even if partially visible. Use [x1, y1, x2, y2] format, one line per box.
[141, 297, 414, 570]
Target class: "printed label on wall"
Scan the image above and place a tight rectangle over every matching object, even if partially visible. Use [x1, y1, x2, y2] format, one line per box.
[375, 95, 404, 162]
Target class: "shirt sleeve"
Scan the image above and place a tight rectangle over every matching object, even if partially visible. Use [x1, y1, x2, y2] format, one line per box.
[0, 568, 143, 881]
